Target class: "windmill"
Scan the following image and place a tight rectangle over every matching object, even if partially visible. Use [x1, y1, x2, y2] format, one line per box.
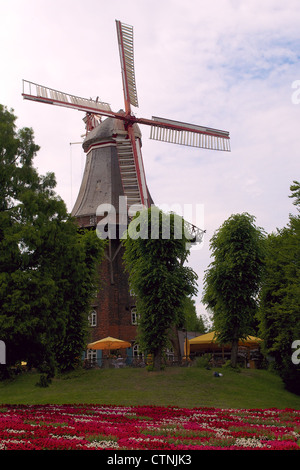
[22, 20, 230, 214]
[22, 20, 230, 356]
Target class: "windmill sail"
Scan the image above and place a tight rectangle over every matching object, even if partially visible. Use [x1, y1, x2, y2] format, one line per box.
[116, 135, 149, 209]
[22, 80, 112, 117]
[149, 116, 230, 151]
[116, 20, 139, 110]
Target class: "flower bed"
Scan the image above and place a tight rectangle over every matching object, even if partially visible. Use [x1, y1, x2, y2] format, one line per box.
[0, 404, 299, 450]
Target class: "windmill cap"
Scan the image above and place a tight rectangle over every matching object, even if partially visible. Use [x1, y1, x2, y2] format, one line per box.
[82, 114, 142, 153]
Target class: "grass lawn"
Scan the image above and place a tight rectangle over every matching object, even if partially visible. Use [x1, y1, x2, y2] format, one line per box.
[0, 366, 299, 409]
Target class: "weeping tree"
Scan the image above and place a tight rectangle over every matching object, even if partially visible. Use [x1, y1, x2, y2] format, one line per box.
[202, 213, 266, 368]
[122, 207, 198, 370]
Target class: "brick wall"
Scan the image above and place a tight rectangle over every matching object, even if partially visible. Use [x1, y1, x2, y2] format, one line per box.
[88, 237, 137, 345]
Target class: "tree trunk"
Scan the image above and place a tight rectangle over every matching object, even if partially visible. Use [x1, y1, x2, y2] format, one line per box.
[230, 338, 239, 368]
[153, 348, 162, 370]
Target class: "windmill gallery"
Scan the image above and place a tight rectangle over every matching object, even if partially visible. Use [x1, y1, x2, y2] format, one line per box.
[21, 20, 230, 363]
[95, 195, 205, 243]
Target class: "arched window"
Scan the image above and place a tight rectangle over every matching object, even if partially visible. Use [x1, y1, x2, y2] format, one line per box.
[88, 310, 97, 327]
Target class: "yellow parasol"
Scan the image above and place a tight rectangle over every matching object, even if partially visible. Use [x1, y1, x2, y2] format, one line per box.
[186, 331, 262, 353]
[87, 336, 131, 352]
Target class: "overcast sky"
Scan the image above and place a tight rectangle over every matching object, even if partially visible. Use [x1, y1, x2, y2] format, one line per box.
[1, 0, 299, 323]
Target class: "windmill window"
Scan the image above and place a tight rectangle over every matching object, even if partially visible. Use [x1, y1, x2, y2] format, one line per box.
[131, 307, 139, 325]
[89, 310, 97, 327]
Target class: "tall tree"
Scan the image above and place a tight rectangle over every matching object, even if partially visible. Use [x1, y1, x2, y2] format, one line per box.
[183, 296, 206, 333]
[202, 213, 265, 367]
[258, 182, 300, 394]
[0, 105, 105, 382]
[122, 207, 198, 370]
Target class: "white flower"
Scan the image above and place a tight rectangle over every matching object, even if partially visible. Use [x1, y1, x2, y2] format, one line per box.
[86, 440, 119, 449]
[234, 437, 266, 448]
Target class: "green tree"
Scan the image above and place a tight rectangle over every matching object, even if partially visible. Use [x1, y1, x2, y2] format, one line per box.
[183, 296, 206, 333]
[0, 105, 105, 382]
[202, 213, 266, 367]
[122, 207, 198, 370]
[258, 182, 300, 394]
